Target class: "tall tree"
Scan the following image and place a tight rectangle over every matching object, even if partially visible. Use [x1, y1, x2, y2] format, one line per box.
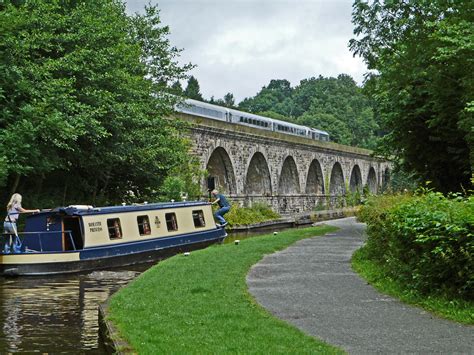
[170, 81, 183, 95]
[223, 92, 235, 108]
[183, 75, 203, 101]
[238, 79, 294, 117]
[350, 0, 473, 192]
[0, 0, 195, 205]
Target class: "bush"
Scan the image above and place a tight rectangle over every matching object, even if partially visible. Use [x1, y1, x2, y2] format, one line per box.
[224, 203, 280, 227]
[358, 191, 474, 299]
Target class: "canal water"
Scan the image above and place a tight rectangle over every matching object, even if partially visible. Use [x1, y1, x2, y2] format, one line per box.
[0, 263, 153, 353]
[0, 229, 277, 352]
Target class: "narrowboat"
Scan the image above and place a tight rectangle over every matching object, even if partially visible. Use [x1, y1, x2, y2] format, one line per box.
[0, 201, 227, 276]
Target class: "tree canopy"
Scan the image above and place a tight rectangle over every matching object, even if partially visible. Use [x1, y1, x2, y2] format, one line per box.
[350, 0, 473, 192]
[237, 75, 379, 148]
[0, 0, 197, 206]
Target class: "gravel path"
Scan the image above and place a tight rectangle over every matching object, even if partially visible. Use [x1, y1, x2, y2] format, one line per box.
[247, 217, 474, 354]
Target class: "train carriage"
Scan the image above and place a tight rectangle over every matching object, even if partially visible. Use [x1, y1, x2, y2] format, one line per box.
[175, 99, 330, 142]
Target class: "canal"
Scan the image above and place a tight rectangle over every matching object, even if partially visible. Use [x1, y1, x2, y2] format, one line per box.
[0, 264, 152, 353]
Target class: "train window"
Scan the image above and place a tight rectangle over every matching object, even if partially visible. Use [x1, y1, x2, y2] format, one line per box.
[240, 116, 244, 122]
[137, 215, 151, 236]
[192, 210, 206, 228]
[165, 213, 178, 231]
[107, 218, 122, 240]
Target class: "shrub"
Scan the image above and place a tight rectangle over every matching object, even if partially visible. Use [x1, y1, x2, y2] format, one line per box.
[224, 203, 280, 227]
[358, 191, 474, 299]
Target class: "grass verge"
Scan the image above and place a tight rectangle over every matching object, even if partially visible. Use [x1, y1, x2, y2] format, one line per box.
[107, 225, 342, 354]
[352, 247, 474, 325]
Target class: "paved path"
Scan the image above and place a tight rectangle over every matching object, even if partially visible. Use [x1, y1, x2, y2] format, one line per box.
[247, 217, 473, 354]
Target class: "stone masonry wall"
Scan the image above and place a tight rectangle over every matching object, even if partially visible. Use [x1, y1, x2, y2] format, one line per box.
[179, 114, 391, 215]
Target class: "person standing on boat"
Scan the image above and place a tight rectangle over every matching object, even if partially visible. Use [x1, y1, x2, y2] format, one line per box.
[211, 189, 230, 227]
[3, 193, 40, 253]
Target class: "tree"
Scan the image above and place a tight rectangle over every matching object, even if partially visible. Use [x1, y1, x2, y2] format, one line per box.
[238, 79, 294, 117]
[350, 0, 473, 192]
[223, 93, 235, 108]
[0, 0, 195, 205]
[238, 75, 379, 147]
[183, 75, 203, 101]
[170, 81, 183, 95]
[294, 75, 378, 146]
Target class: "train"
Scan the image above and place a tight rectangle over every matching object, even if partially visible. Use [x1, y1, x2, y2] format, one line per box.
[175, 98, 330, 142]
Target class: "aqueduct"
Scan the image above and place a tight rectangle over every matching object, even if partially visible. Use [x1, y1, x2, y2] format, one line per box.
[177, 113, 391, 214]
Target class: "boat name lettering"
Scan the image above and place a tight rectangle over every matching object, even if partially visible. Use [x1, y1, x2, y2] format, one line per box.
[88, 221, 103, 232]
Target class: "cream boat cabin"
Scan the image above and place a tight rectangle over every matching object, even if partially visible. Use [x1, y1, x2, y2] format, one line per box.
[0, 201, 226, 276]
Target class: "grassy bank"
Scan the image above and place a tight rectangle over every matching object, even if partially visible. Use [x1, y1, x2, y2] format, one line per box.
[107, 225, 342, 354]
[352, 247, 474, 324]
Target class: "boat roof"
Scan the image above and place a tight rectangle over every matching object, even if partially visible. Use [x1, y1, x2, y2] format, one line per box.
[34, 201, 210, 217]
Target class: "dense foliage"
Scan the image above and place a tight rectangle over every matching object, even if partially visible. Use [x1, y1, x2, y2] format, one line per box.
[0, 0, 197, 207]
[358, 191, 474, 299]
[350, 0, 473, 192]
[237, 75, 379, 149]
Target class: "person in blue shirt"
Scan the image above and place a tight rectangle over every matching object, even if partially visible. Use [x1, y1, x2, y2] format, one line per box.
[211, 189, 230, 227]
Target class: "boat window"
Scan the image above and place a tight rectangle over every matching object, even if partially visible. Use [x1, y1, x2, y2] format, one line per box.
[137, 215, 151, 236]
[165, 213, 178, 231]
[107, 218, 123, 239]
[192, 210, 206, 228]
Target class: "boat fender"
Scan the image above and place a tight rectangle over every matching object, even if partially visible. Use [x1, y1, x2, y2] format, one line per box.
[68, 205, 93, 210]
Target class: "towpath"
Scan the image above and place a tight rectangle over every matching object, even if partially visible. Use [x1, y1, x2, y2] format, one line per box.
[247, 217, 473, 354]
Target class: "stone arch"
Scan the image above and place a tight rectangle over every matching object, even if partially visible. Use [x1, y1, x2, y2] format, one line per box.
[382, 167, 391, 190]
[245, 152, 272, 195]
[306, 159, 325, 194]
[329, 162, 346, 195]
[367, 167, 377, 193]
[206, 147, 236, 195]
[278, 156, 300, 194]
[349, 165, 363, 192]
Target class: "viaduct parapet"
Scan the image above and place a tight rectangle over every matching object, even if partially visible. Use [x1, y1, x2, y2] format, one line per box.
[178, 113, 391, 215]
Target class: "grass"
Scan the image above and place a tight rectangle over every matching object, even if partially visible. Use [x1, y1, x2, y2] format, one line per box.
[352, 247, 474, 325]
[107, 225, 343, 354]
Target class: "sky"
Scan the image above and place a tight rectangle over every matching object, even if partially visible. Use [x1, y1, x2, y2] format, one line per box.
[125, 0, 367, 103]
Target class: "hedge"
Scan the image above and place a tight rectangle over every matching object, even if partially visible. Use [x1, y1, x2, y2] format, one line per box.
[358, 191, 473, 299]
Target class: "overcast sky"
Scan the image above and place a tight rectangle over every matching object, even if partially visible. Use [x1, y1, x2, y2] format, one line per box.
[125, 0, 366, 103]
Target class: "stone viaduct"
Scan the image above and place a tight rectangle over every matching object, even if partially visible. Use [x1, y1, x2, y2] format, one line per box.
[177, 113, 391, 215]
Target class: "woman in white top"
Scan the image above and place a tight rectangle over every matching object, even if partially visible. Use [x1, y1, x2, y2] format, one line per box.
[4, 193, 40, 252]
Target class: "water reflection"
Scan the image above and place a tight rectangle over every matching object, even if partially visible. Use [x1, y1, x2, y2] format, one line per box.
[0, 265, 152, 353]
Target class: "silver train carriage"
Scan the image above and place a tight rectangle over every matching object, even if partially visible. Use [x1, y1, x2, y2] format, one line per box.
[175, 99, 330, 142]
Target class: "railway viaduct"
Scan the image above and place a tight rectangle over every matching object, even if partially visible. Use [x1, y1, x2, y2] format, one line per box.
[177, 112, 391, 215]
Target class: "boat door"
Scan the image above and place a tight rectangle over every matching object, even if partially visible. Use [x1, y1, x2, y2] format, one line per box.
[63, 217, 84, 250]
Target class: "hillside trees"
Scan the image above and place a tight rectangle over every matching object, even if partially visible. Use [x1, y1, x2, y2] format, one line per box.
[350, 0, 473, 192]
[238, 75, 379, 148]
[0, 0, 194, 205]
[239, 79, 294, 118]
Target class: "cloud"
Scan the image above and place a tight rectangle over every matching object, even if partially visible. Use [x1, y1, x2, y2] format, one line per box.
[125, 0, 367, 102]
